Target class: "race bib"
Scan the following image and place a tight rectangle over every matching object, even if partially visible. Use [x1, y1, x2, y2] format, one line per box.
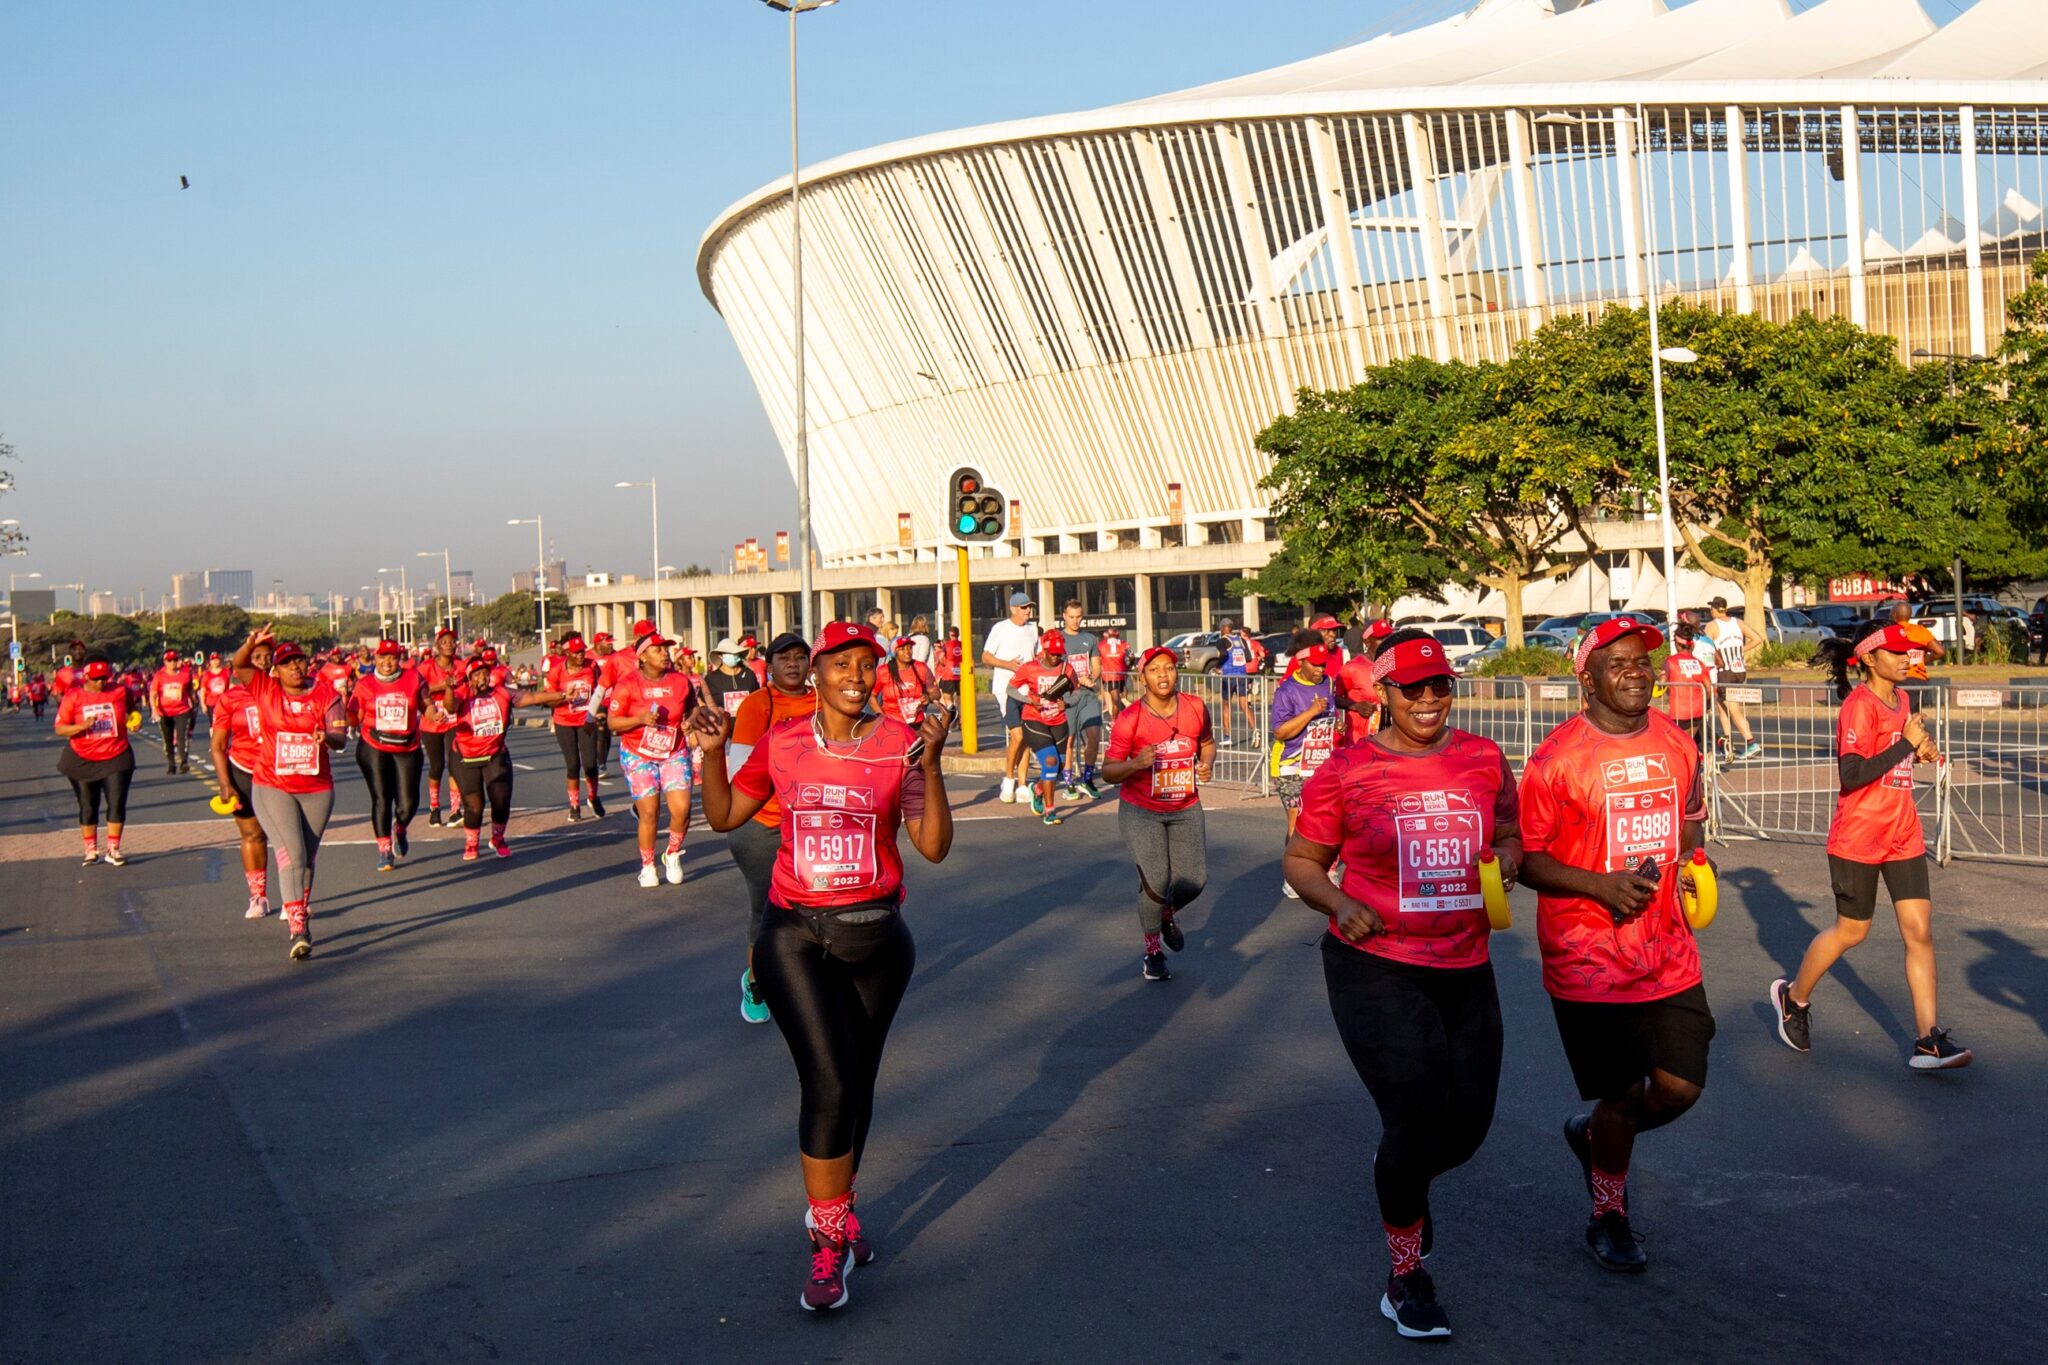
[275, 730, 323, 778]
[721, 690, 748, 717]
[1605, 784, 1680, 874]
[792, 808, 879, 895]
[1884, 747, 1915, 791]
[374, 693, 412, 733]
[1152, 736, 1196, 799]
[82, 701, 116, 738]
[469, 701, 504, 739]
[1299, 717, 1338, 774]
[567, 679, 592, 704]
[638, 724, 677, 758]
[896, 691, 923, 724]
[1394, 792, 1483, 914]
[241, 706, 262, 740]
[162, 682, 183, 703]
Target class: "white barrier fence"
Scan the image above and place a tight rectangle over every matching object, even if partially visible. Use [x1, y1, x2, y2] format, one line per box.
[1196, 672, 2048, 866]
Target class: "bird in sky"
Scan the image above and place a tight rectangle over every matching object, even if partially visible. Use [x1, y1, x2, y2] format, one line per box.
[179, 175, 190, 190]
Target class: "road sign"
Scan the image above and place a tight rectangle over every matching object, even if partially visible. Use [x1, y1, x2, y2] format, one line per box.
[7, 641, 18, 661]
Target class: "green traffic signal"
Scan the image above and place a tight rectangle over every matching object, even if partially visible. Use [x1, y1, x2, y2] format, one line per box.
[957, 513, 978, 534]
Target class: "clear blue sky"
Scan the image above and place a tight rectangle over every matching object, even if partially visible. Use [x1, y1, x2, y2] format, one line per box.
[0, 0, 1968, 605]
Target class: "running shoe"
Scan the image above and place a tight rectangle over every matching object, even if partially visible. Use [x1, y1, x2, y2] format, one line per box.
[428, 808, 443, 827]
[1029, 789, 1044, 816]
[103, 847, 127, 867]
[492, 838, 511, 859]
[1909, 1027, 1973, 1070]
[461, 846, 479, 863]
[1063, 782, 1089, 803]
[394, 826, 408, 860]
[663, 849, 684, 885]
[740, 970, 771, 1025]
[1563, 1114, 1598, 1206]
[1282, 880, 1300, 900]
[637, 862, 660, 889]
[801, 1233, 853, 1312]
[1380, 1269, 1451, 1339]
[377, 849, 395, 873]
[1083, 779, 1103, 799]
[1160, 911, 1185, 953]
[1770, 979, 1811, 1053]
[805, 1205, 875, 1265]
[1142, 951, 1170, 982]
[589, 792, 606, 818]
[287, 907, 312, 962]
[999, 776, 1016, 804]
[567, 805, 582, 823]
[244, 896, 271, 920]
[1740, 741, 1763, 761]
[1041, 809, 1062, 826]
[80, 849, 99, 867]
[1585, 1210, 1647, 1272]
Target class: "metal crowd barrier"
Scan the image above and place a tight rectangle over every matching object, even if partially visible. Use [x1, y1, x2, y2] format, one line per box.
[1938, 683, 2048, 865]
[1177, 670, 1272, 795]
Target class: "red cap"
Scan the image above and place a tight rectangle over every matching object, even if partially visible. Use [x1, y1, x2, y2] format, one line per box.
[1140, 644, 1179, 670]
[1039, 629, 1067, 655]
[739, 634, 759, 648]
[635, 632, 671, 653]
[560, 634, 585, 652]
[1296, 644, 1331, 668]
[207, 651, 222, 661]
[1310, 615, 1341, 631]
[272, 643, 308, 666]
[1573, 618, 1665, 673]
[162, 649, 180, 662]
[810, 621, 885, 662]
[1372, 637, 1455, 686]
[465, 655, 494, 675]
[480, 646, 499, 663]
[1854, 622, 1924, 658]
[893, 636, 916, 649]
[1366, 619, 1394, 640]
[592, 631, 613, 646]
[435, 626, 457, 640]
[83, 660, 113, 681]
[631, 619, 655, 639]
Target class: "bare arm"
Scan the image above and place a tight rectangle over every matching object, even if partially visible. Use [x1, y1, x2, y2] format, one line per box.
[902, 706, 955, 863]
[685, 705, 767, 831]
[1283, 834, 1382, 940]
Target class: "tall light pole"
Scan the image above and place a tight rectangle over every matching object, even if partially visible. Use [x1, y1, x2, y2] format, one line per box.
[508, 517, 547, 640]
[418, 548, 455, 631]
[764, 0, 841, 642]
[377, 566, 411, 644]
[1911, 347, 1985, 657]
[615, 479, 662, 626]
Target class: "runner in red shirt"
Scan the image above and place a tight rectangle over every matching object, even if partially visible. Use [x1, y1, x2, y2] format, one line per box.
[347, 640, 429, 872]
[1101, 645, 1215, 981]
[210, 638, 274, 919]
[1660, 615, 1713, 750]
[933, 627, 964, 699]
[591, 621, 655, 780]
[1334, 619, 1394, 745]
[50, 642, 86, 702]
[28, 673, 49, 720]
[606, 632, 700, 887]
[200, 652, 233, 720]
[233, 627, 349, 961]
[148, 649, 199, 774]
[54, 657, 139, 867]
[726, 632, 820, 1024]
[740, 633, 768, 686]
[1771, 621, 1969, 1070]
[1283, 628, 1520, 1340]
[1008, 631, 1077, 827]
[1094, 627, 1128, 710]
[430, 656, 550, 862]
[1309, 613, 1348, 668]
[526, 634, 606, 822]
[874, 636, 938, 728]
[690, 620, 954, 1315]
[1518, 618, 1713, 1273]
[416, 628, 465, 826]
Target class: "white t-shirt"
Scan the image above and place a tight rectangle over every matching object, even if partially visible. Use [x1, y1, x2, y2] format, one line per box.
[910, 632, 933, 665]
[983, 617, 1041, 701]
[1707, 616, 1747, 674]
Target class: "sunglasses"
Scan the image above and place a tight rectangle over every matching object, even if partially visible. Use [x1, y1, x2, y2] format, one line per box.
[1393, 677, 1455, 701]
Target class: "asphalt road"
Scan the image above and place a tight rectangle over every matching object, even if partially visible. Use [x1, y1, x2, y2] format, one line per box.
[5, 705, 2048, 1364]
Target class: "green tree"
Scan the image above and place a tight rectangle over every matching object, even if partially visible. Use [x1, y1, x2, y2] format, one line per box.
[470, 590, 569, 642]
[160, 605, 253, 657]
[26, 614, 143, 663]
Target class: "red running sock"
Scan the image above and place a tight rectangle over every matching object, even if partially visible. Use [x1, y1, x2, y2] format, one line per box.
[491, 822, 507, 844]
[1143, 931, 1163, 956]
[376, 837, 392, 855]
[808, 1192, 852, 1245]
[82, 832, 97, 853]
[1592, 1166, 1628, 1217]
[245, 870, 266, 898]
[464, 830, 481, 856]
[585, 778, 600, 803]
[640, 848, 656, 867]
[665, 832, 683, 855]
[1384, 1218, 1424, 1277]
[566, 783, 580, 809]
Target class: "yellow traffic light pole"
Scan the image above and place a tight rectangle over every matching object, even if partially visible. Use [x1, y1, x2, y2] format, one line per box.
[957, 545, 976, 754]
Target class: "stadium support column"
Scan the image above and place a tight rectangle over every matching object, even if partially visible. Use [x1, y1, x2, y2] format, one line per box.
[876, 587, 895, 628]
[1135, 572, 1155, 650]
[1242, 594, 1261, 632]
[1841, 104, 1867, 328]
[1505, 109, 1548, 334]
[1725, 104, 1754, 313]
[1305, 116, 1367, 377]
[727, 595, 744, 644]
[1961, 105, 1987, 358]
[770, 594, 789, 638]
[1401, 113, 1455, 361]
[689, 599, 710, 661]
[1613, 107, 1646, 308]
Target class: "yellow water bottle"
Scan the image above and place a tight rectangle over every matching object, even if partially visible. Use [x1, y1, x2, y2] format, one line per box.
[1478, 849, 1511, 931]
[1681, 849, 1718, 930]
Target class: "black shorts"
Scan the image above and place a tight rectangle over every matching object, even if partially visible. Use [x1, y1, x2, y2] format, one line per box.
[1827, 854, 1931, 921]
[226, 762, 256, 820]
[940, 679, 959, 696]
[1550, 982, 1714, 1101]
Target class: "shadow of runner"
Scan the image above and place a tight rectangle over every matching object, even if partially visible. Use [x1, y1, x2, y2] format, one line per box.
[1730, 864, 1912, 1049]
[1964, 927, 2048, 1039]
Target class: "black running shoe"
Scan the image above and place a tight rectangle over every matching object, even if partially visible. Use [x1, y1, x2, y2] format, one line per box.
[1585, 1210, 1647, 1272]
[394, 825, 408, 860]
[567, 805, 582, 823]
[1770, 978, 1811, 1053]
[1910, 1027, 1973, 1071]
[1564, 1114, 1594, 1204]
[1142, 951, 1170, 982]
[1380, 1269, 1452, 1338]
[103, 846, 128, 867]
[289, 933, 312, 962]
[428, 808, 443, 827]
[589, 792, 606, 818]
[1160, 910, 1185, 953]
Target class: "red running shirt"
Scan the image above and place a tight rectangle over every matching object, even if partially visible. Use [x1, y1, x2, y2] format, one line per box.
[448, 685, 515, 760]
[1662, 653, 1710, 723]
[349, 668, 427, 753]
[875, 659, 937, 724]
[935, 639, 963, 683]
[597, 650, 640, 692]
[546, 659, 598, 728]
[1827, 684, 1926, 862]
[733, 716, 928, 909]
[56, 686, 133, 763]
[1336, 654, 1381, 745]
[151, 665, 198, 717]
[1519, 711, 1706, 1003]
[202, 667, 233, 712]
[608, 668, 695, 762]
[1011, 659, 1076, 726]
[1295, 730, 1518, 970]
[247, 671, 342, 793]
[215, 683, 263, 773]
[1105, 693, 1213, 813]
[1097, 637, 1130, 679]
[417, 657, 464, 733]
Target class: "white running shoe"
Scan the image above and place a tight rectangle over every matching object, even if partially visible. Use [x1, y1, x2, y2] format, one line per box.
[637, 862, 660, 889]
[663, 849, 684, 885]
[999, 776, 1016, 804]
[1282, 880, 1301, 900]
[244, 896, 271, 920]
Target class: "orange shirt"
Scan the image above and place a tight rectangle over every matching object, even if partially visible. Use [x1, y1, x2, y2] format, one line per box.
[1827, 685, 1926, 863]
[730, 685, 819, 828]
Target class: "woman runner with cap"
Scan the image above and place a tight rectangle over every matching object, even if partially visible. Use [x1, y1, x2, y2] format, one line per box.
[430, 654, 552, 862]
[725, 631, 818, 1023]
[210, 637, 275, 918]
[1770, 621, 1970, 1069]
[417, 627, 465, 827]
[54, 655, 139, 867]
[347, 640, 429, 872]
[1008, 631, 1077, 826]
[605, 630, 699, 888]
[1282, 628, 1521, 1339]
[1269, 638, 1341, 899]
[874, 636, 938, 729]
[1518, 617, 1715, 1273]
[233, 626, 350, 961]
[148, 649, 199, 774]
[527, 634, 606, 822]
[688, 620, 954, 1314]
[1100, 644, 1215, 981]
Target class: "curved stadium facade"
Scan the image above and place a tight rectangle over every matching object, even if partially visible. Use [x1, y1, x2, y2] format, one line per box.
[699, 0, 2048, 563]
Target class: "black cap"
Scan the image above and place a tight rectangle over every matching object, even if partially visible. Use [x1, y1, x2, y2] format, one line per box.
[765, 631, 809, 660]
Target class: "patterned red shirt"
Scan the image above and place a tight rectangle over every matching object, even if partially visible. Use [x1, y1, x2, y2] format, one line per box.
[1827, 684, 1926, 863]
[1519, 711, 1706, 1003]
[732, 717, 929, 909]
[247, 671, 342, 793]
[1104, 693, 1212, 812]
[1296, 730, 1517, 970]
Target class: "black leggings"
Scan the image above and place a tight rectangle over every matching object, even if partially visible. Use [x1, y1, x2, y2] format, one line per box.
[450, 750, 513, 830]
[355, 742, 423, 837]
[753, 904, 916, 1164]
[159, 712, 193, 766]
[554, 722, 602, 784]
[1322, 937, 1503, 1228]
[421, 731, 452, 798]
[70, 767, 134, 826]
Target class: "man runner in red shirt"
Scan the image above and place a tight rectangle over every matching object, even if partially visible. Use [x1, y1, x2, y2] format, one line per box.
[149, 649, 199, 774]
[1518, 618, 1714, 1273]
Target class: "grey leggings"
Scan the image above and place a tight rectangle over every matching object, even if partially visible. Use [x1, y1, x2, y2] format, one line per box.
[1117, 800, 1208, 934]
[729, 817, 782, 945]
[251, 784, 335, 907]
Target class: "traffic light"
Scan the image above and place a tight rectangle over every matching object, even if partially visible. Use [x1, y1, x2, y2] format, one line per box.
[946, 466, 1008, 543]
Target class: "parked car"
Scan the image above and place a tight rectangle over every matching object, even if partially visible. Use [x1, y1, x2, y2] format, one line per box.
[1403, 621, 1493, 664]
[1536, 614, 1589, 638]
[1454, 630, 1573, 674]
[1803, 603, 1872, 639]
[1908, 602, 1984, 650]
[1160, 630, 1289, 675]
[1758, 608, 1830, 646]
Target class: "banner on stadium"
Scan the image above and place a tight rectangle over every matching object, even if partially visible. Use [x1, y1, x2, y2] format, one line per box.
[898, 513, 912, 547]
[1167, 482, 1184, 524]
[775, 530, 789, 564]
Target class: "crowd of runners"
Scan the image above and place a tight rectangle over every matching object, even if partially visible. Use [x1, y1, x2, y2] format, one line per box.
[25, 601, 1973, 1337]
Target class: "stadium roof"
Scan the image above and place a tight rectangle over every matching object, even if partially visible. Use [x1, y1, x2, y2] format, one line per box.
[1136, 0, 2048, 101]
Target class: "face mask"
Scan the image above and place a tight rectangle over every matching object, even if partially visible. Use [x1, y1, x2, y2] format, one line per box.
[721, 653, 740, 667]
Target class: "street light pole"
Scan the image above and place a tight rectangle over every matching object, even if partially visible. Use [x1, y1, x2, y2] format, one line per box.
[419, 549, 455, 631]
[764, 0, 841, 642]
[1911, 347, 1986, 659]
[1631, 102, 1699, 629]
[508, 518, 547, 641]
[615, 479, 662, 627]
